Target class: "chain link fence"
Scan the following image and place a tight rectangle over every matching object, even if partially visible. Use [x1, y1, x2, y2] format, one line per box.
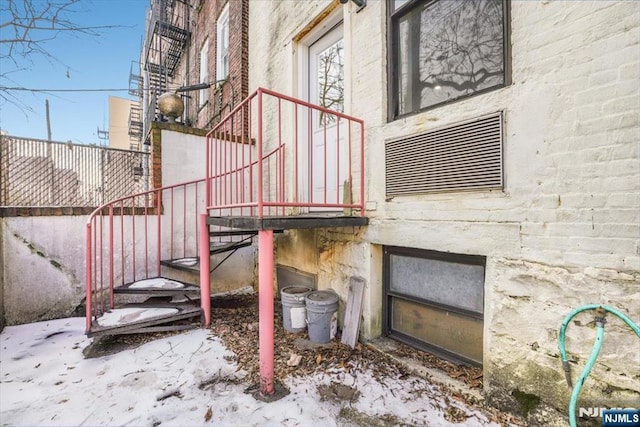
[0, 135, 150, 208]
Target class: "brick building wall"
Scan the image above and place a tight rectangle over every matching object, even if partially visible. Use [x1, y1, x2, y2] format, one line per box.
[184, 0, 249, 131]
[249, 0, 640, 422]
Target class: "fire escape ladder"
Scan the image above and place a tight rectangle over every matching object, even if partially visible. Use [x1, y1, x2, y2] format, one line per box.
[128, 104, 143, 142]
[128, 61, 143, 98]
[141, 0, 190, 141]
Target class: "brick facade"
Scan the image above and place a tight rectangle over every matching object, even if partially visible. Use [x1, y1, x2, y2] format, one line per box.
[186, 0, 249, 131]
[249, 0, 640, 422]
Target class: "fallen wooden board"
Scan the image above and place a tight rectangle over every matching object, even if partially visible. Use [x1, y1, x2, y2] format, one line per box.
[341, 276, 365, 348]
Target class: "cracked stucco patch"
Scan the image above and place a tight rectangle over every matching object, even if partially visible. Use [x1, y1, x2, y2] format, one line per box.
[3, 224, 84, 324]
[11, 231, 78, 286]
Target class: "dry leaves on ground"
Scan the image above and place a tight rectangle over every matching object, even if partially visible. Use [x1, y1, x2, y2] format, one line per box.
[208, 293, 524, 427]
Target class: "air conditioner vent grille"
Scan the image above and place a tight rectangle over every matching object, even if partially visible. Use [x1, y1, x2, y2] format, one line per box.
[385, 112, 503, 196]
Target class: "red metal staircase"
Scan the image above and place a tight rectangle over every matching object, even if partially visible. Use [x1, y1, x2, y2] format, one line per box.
[85, 88, 366, 392]
[84, 178, 258, 337]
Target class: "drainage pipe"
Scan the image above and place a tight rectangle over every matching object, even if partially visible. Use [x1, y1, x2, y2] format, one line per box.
[558, 304, 640, 427]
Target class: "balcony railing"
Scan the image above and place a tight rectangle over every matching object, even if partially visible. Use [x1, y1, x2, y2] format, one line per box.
[205, 87, 365, 218]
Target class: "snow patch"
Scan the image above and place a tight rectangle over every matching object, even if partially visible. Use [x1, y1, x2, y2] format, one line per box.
[129, 278, 185, 289]
[96, 307, 179, 326]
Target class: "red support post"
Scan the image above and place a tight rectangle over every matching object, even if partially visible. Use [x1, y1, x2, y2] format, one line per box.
[258, 230, 275, 396]
[157, 189, 162, 277]
[108, 205, 114, 309]
[85, 223, 92, 332]
[199, 214, 211, 327]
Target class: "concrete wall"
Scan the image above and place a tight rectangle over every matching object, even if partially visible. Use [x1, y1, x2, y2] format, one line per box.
[1, 215, 87, 325]
[0, 219, 5, 330]
[0, 127, 255, 325]
[160, 128, 255, 293]
[249, 0, 640, 420]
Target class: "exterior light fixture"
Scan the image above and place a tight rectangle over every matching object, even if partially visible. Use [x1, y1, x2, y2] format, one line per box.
[340, 0, 366, 12]
[174, 82, 211, 92]
[157, 92, 184, 122]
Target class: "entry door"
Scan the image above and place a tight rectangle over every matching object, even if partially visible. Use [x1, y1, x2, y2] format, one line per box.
[307, 24, 346, 209]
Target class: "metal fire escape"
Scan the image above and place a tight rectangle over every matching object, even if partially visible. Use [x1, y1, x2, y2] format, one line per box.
[141, 0, 190, 143]
[128, 61, 144, 150]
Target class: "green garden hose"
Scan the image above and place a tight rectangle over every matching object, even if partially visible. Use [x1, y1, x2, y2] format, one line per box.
[558, 304, 640, 427]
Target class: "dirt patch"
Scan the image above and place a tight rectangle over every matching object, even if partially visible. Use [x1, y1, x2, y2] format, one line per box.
[209, 293, 525, 426]
[338, 407, 406, 427]
[210, 293, 481, 388]
[317, 381, 360, 402]
[244, 380, 291, 402]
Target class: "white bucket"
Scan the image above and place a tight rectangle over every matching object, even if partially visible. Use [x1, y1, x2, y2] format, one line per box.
[281, 286, 311, 333]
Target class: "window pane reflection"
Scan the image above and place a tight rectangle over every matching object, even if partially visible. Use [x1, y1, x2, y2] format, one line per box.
[316, 39, 344, 124]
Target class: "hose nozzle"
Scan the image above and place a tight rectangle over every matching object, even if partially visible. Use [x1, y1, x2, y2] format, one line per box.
[562, 360, 572, 388]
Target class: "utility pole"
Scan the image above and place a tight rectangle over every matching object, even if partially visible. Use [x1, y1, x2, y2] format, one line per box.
[45, 99, 53, 204]
[45, 99, 52, 141]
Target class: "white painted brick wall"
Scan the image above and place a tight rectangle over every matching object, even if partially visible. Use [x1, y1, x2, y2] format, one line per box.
[249, 0, 640, 417]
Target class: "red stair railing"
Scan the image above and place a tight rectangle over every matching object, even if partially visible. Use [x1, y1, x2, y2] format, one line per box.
[85, 178, 206, 332]
[86, 87, 366, 342]
[205, 87, 365, 218]
[203, 87, 366, 397]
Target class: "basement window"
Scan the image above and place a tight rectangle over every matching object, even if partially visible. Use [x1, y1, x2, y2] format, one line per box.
[383, 246, 485, 366]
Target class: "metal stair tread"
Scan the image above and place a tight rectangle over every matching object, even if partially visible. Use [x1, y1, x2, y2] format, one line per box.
[87, 301, 202, 337]
[114, 277, 200, 295]
[160, 257, 200, 272]
[159, 240, 253, 272]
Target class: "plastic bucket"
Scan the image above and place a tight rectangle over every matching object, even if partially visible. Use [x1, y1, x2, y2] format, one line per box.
[281, 286, 312, 333]
[305, 290, 339, 343]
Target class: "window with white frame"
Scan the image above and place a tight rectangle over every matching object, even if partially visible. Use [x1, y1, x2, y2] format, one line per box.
[389, 0, 510, 119]
[199, 39, 209, 108]
[216, 5, 229, 81]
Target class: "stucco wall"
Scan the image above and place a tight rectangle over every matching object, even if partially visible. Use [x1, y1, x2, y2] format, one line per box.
[249, 0, 640, 420]
[0, 219, 5, 330]
[160, 129, 255, 292]
[1, 216, 87, 325]
[0, 128, 256, 325]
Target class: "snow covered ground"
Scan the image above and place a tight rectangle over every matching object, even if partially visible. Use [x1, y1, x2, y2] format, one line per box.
[1, 317, 512, 426]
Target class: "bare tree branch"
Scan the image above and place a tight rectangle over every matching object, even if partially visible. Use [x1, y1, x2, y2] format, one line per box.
[0, 0, 125, 111]
[398, 0, 504, 114]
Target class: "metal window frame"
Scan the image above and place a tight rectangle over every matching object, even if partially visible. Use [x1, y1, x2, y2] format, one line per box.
[386, 0, 512, 121]
[382, 245, 486, 366]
